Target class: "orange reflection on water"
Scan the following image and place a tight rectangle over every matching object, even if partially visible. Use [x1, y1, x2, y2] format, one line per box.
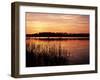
[26, 39, 89, 65]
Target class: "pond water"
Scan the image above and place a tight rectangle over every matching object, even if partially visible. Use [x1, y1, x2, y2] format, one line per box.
[26, 38, 89, 67]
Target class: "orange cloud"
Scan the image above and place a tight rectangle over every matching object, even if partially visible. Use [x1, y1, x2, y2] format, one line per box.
[26, 12, 89, 34]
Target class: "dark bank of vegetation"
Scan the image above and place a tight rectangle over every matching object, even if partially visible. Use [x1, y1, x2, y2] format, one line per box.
[26, 32, 89, 37]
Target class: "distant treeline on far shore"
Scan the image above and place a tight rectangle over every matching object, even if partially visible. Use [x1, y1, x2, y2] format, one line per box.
[26, 32, 89, 37]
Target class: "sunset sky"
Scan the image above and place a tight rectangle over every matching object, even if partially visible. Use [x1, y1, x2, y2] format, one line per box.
[26, 12, 89, 34]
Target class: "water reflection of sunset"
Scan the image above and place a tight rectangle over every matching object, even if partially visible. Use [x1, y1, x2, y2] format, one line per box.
[26, 12, 89, 34]
[26, 39, 89, 66]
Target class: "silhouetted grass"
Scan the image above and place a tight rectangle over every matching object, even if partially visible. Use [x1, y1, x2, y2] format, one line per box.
[26, 43, 70, 67]
[26, 39, 89, 67]
[26, 50, 69, 67]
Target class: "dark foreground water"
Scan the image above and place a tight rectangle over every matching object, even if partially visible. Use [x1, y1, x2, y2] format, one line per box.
[26, 38, 89, 67]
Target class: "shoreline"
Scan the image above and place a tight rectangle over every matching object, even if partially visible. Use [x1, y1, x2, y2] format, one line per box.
[26, 37, 89, 40]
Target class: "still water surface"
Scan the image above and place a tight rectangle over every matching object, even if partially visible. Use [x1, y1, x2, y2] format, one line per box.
[26, 38, 89, 67]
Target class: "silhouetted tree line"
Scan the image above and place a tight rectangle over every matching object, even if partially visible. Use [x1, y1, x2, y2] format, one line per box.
[26, 32, 89, 37]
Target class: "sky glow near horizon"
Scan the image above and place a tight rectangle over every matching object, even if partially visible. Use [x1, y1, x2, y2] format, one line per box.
[26, 12, 89, 34]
